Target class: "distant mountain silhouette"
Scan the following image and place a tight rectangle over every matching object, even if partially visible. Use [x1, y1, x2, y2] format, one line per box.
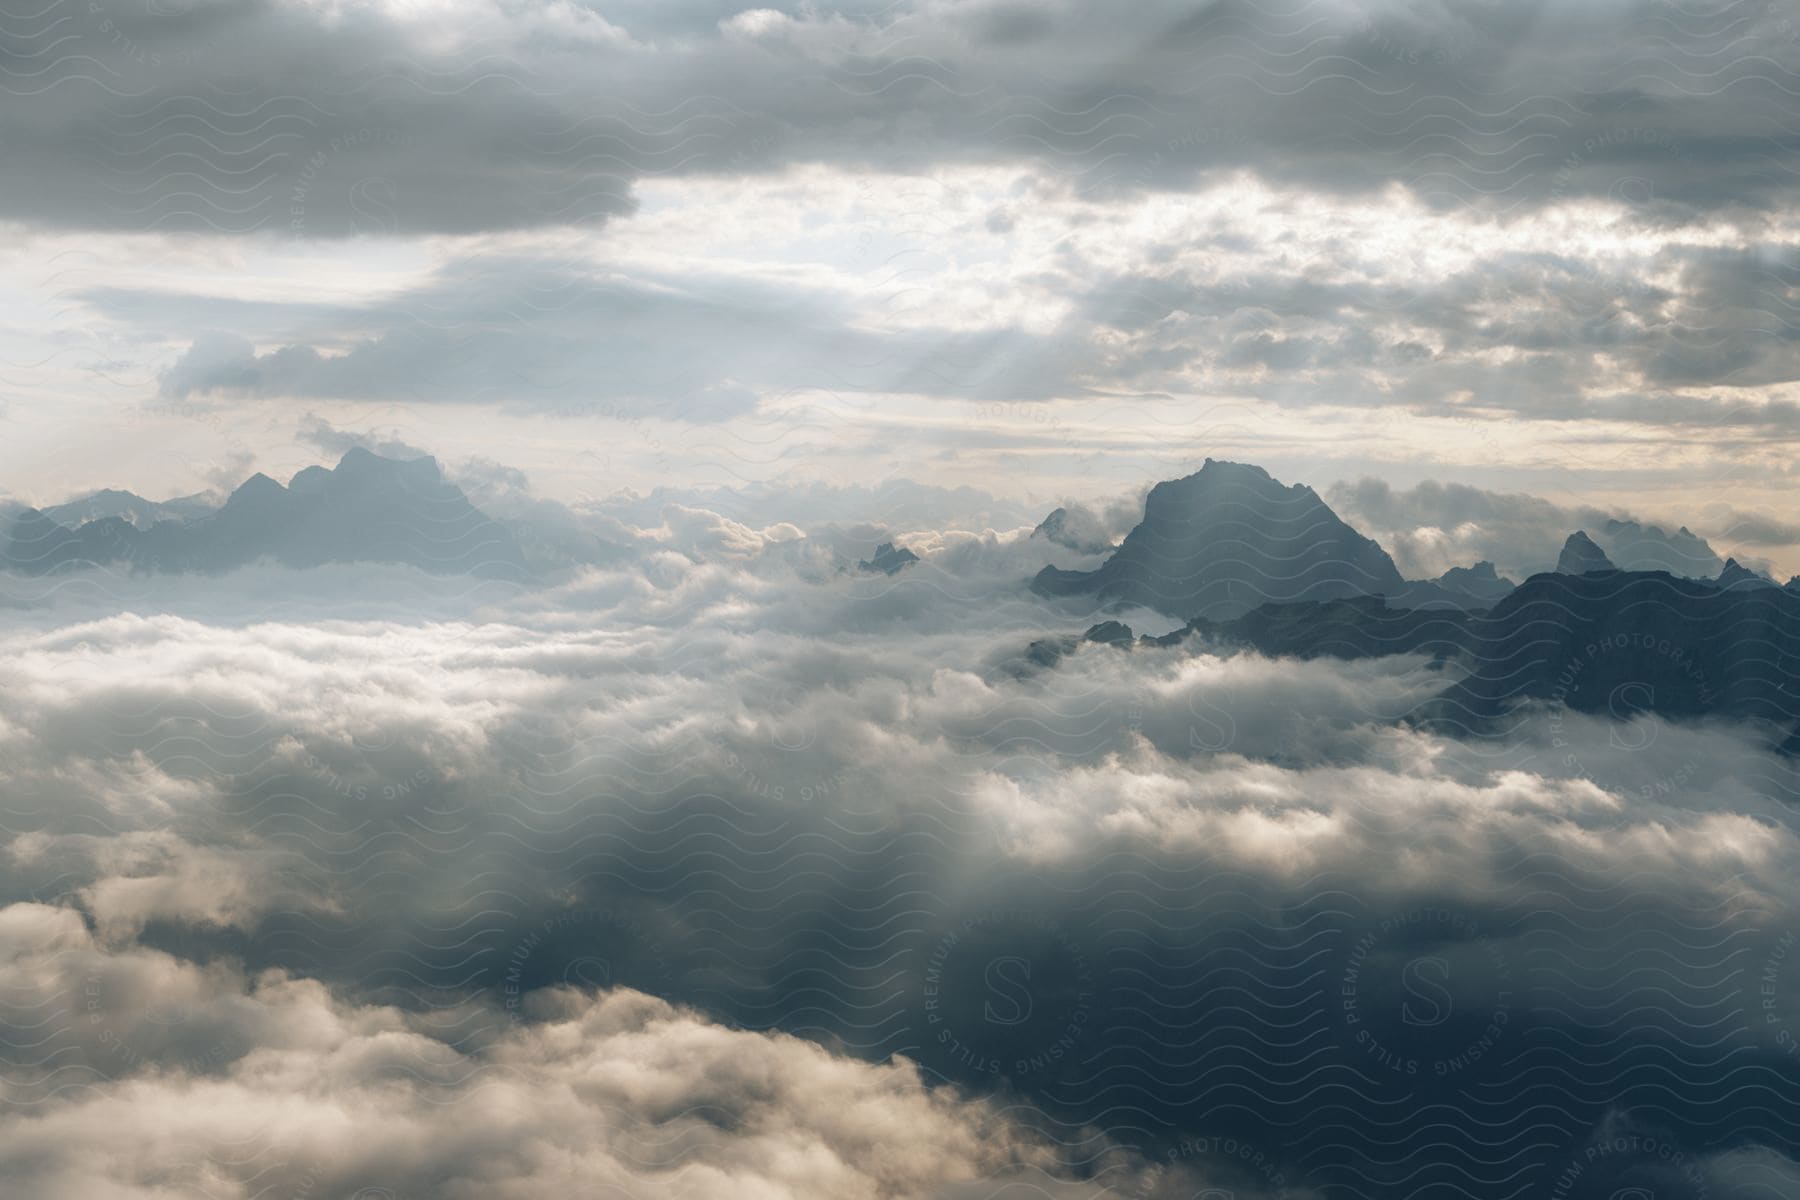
[1, 449, 529, 579]
[1017, 618, 1140, 672]
[857, 541, 919, 575]
[1438, 569, 1799, 737]
[1716, 557, 1778, 591]
[1030, 506, 1115, 556]
[42, 488, 216, 530]
[1556, 530, 1615, 575]
[1032, 459, 1411, 620]
[1595, 518, 1724, 577]
[1433, 560, 1516, 606]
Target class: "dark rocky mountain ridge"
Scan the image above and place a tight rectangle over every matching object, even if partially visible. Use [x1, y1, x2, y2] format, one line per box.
[1431, 560, 1516, 606]
[1054, 567, 1800, 748]
[1030, 461, 1777, 625]
[1020, 463, 1793, 743]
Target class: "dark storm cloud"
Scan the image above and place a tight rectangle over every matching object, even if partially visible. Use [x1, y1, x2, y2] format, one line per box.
[28, 0, 1800, 425]
[1637, 244, 1800, 388]
[4, 0, 1799, 235]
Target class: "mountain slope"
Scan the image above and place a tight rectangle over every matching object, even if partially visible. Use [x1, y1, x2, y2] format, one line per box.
[1438, 569, 1799, 733]
[42, 488, 217, 530]
[1032, 459, 1409, 620]
[1596, 518, 1724, 577]
[1555, 530, 1615, 575]
[1434, 561, 1516, 606]
[1126, 569, 1800, 741]
[2, 449, 531, 580]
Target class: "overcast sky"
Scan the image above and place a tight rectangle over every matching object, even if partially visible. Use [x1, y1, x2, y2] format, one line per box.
[3, 0, 1799, 567]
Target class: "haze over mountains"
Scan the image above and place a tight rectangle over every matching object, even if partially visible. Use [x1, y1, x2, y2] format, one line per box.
[13, 450, 1793, 749]
[1016, 461, 1795, 745]
[1033, 459, 1413, 618]
[3, 449, 530, 580]
[1030, 458, 1770, 619]
[0, 450, 948, 584]
[1556, 530, 1616, 575]
[1068, 570, 1800, 752]
[6, 448, 1799, 1200]
[41, 488, 217, 531]
[8, 449, 1779, 612]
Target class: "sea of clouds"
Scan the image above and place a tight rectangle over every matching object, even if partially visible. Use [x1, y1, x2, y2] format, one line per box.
[2, 509, 1799, 1198]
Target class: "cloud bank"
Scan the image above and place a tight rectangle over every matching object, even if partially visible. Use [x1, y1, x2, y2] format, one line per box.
[2, 525, 1798, 1196]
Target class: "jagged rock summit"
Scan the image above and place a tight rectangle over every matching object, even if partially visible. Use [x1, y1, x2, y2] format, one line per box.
[1434, 560, 1516, 606]
[857, 541, 919, 575]
[1032, 459, 1409, 620]
[2, 448, 530, 579]
[1555, 530, 1615, 575]
[1031, 506, 1115, 556]
[1088, 569, 1800, 749]
[1599, 518, 1724, 577]
[1716, 558, 1777, 591]
[42, 487, 216, 531]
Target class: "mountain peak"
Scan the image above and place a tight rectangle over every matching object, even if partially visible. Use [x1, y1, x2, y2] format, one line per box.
[1031, 505, 1115, 556]
[1717, 558, 1774, 590]
[334, 446, 443, 484]
[858, 541, 919, 575]
[1556, 530, 1615, 575]
[1193, 458, 1276, 484]
[1034, 460, 1406, 620]
[1032, 506, 1072, 539]
[1433, 559, 1515, 606]
[335, 446, 382, 469]
[1593, 518, 1722, 576]
[4, 451, 528, 580]
[226, 472, 286, 506]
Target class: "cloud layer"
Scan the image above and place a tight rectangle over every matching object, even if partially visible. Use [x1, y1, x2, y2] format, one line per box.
[10, 0, 1800, 234]
[3, 523, 1799, 1196]
[0, 904, 1095, 1200]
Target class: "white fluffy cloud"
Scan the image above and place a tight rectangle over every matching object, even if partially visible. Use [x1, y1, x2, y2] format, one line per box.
[0, 904, 1101, 1200]
[1, 545, 1798, 1197]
